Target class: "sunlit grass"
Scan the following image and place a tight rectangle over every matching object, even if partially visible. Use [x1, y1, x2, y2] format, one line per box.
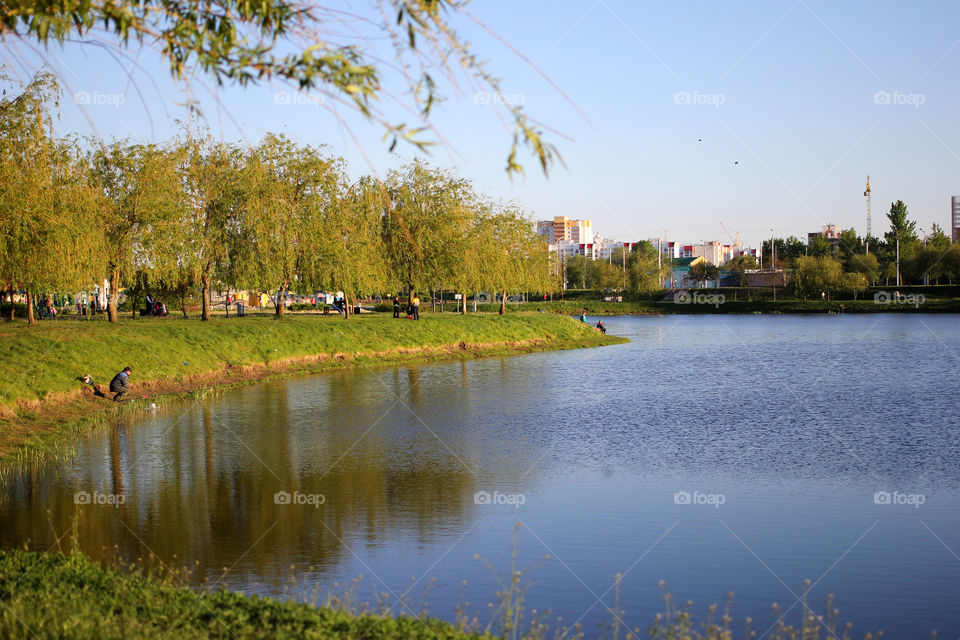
[0, 545, 916, 640]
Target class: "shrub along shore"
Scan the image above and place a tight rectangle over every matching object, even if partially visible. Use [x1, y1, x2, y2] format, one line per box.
[0, 312, 624, 465]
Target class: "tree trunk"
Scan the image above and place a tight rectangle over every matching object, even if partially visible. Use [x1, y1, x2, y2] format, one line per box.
[461, 292, 467, 314]
[200, 273, 211, 321]
[26, 291, 35, 325]
[107, 267, 120, 323]
[180, 289, 188, 318]
[275, 286, 286, 317]
[7, 286, 13, 321]
[344, 293, 351, 319]
[225, 287, 230, 318]
[499, 291, 506, 315]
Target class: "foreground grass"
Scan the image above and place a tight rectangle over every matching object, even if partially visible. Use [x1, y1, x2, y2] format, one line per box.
[0, 549, 490, 640]
[0, 549, 902, 640]
[0, 313, 624, 464]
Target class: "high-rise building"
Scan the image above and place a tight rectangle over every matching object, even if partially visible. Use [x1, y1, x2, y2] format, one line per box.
[537, 216, 593, 244]
[952, 196, 960, 242]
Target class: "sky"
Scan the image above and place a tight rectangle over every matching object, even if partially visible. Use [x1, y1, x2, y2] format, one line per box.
[4, 0, 960, 249]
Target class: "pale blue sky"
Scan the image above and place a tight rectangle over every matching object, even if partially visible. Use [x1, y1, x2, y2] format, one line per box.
[5, 0, 960, 248]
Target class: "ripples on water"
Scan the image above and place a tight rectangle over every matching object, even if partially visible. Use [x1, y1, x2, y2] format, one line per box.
[1, 314, 959, 637]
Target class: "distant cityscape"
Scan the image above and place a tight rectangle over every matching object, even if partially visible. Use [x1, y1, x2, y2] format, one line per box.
[539, 191, 960, 266]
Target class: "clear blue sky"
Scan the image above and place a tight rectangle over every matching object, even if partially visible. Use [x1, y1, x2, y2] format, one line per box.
[5, 0, 959, 249]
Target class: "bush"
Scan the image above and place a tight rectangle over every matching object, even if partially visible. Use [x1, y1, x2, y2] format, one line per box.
[0, 302, 27, 318]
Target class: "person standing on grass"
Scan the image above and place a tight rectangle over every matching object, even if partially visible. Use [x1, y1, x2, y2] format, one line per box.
[412, 294, 420, 320]
[109, 367, 132, 402]
[393, 297, 400, 318]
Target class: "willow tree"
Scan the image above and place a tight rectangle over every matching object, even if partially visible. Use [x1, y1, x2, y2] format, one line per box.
[89, 141, 183, 322]
[476, 205, 548, 315]
[174, 134, 246, 320]
[0, 71, 104, 323]
[241, 135, 340, 317]
[308, 175, 389, 319]
[4, 1, 557, 176]
[383, 160, 475, 304]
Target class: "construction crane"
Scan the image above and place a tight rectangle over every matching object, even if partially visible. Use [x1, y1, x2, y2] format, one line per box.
[719, 221, 743, 252]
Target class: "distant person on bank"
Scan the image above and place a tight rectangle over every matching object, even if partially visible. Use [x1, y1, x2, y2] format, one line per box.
[412, 295, 420, 320]
[596, 320, 606, 334]
[109, 367, 132, 402]
[393, 297, 400, 318]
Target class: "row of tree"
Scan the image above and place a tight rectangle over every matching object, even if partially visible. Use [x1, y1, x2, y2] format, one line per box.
[0, 73, 552, 323]
[761, 201, 960, 289]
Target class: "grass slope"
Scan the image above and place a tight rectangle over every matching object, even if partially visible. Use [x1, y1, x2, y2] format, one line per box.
[0, 550, 490, 639]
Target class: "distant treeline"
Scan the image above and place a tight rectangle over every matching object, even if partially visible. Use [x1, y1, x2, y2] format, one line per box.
[0, 72, 551, 323]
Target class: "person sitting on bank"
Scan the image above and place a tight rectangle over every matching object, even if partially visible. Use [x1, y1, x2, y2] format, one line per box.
[109, 367, 132, 402]
[596, 320, 606, 334]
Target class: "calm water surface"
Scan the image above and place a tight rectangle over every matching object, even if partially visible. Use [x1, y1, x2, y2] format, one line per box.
[2, 314, 959, 637]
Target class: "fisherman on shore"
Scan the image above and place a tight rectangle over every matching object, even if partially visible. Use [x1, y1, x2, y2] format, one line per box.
[109, 367, 132, 402]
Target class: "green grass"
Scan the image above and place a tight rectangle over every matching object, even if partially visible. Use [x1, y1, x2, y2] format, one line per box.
[0, 549, 903, 640]
[0, 549, 493, 639]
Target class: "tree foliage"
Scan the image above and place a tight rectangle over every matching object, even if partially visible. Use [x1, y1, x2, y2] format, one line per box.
[1, 1, 557, 175]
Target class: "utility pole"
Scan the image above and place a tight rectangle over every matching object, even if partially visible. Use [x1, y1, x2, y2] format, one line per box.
[657, 233, 662, 288]
[864, 175, 872, 255]
[896, 235, 901, 287]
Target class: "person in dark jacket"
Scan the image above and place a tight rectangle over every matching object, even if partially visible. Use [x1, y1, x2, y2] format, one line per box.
[393, 297, 400, 318]
[109, 367, 132, 402]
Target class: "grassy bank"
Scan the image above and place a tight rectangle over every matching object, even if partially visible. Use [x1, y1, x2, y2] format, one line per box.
[0, 549, 489, 639]
[0, 549, 896, 640]
[0, 313, 624, 464]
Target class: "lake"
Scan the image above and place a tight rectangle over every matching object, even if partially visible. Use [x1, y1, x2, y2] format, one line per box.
[2, 314, 959, 637]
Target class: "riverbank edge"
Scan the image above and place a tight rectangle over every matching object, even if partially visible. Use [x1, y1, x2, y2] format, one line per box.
[0, 328, 625, 467]
[482, 298, 960, 315]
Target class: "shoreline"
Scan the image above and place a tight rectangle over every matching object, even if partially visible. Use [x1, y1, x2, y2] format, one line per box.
[0, 314, 625, 466]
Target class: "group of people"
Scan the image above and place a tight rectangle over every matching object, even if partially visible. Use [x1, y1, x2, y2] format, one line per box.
[579, 310, 606, 334]
[392, 295, 420, 320]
